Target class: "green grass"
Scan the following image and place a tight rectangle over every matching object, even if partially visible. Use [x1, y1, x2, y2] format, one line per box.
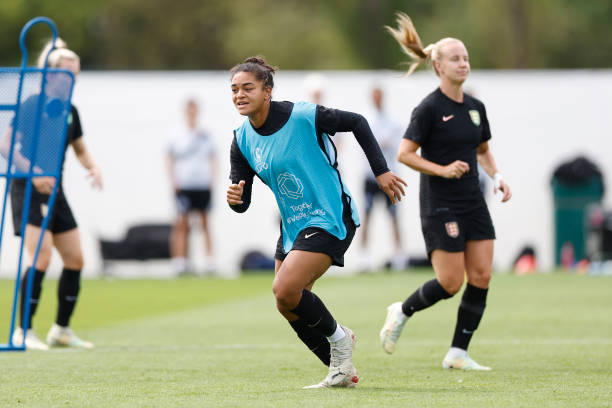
[1, 271, 611, 407]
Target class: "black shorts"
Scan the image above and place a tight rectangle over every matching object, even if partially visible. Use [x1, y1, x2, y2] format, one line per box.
[363, 179, 396, 216]
[175, 189, 212, 214]
[275, 221, 356, 267]
[421, 205, 495, 257]
[10, 180, 77, 237]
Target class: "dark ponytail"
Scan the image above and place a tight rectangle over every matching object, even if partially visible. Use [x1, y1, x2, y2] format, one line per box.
[230, 55, 278, 89]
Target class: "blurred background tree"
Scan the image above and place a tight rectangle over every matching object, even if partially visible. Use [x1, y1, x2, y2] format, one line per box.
[1, 0, 611, 70]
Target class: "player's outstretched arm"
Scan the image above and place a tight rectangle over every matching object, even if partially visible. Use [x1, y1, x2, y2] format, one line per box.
[316, 106, 390, 178]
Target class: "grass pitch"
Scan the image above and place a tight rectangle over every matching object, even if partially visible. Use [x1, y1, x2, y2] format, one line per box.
[1, 271, 611, 407]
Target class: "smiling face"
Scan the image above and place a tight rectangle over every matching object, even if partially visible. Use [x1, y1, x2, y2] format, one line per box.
[231, 71, 271, 117]
[434, 40, 470, 85]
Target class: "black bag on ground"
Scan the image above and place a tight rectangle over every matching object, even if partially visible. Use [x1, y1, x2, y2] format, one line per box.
[99, 224, 171, 261]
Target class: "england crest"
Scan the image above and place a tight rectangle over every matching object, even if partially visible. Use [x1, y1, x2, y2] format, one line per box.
[468, 110, 481, 126]
[445, 221, 459, 238]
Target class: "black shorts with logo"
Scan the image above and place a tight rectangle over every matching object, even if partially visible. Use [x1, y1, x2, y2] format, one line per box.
[175, 189, 212, 214]
[421, 205, 495, 258]
[275, 219, 356, 267]
[10, 180, 77, 237]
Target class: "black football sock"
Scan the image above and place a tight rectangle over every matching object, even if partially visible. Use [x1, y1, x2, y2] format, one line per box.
[289, 318, 331, 366]
[451, 283, 488, 350]
[20, 268, 45, 329]
[56, 268, 81, 327]
[401, 278, 453, 317]
[289, 289, 337, 337]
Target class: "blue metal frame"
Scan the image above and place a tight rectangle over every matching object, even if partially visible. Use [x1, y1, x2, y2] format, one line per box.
[0, 17, 75, 351]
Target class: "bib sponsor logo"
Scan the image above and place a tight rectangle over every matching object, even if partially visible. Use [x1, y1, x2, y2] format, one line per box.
[277, 172, 304, 199]
[469, 110, 481, 126]
[445, 221, 459, 238]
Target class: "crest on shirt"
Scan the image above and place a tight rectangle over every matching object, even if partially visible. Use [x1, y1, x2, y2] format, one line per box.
[254, 147, 268, 173]
[445, 221, 459, 238]
[468, 110, 481, 126]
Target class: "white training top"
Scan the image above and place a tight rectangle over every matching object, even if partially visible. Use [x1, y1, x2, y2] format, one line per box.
[168, 126, 216, 189]
[364, 109, 403, 181]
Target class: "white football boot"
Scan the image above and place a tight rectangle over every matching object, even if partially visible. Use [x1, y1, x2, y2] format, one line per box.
[442, 348, 491, 371]
[379, 302, 408, 354]
[12, 327, 49, 350]
[46, 324, 94, 349]
[303, 326, 359, 389]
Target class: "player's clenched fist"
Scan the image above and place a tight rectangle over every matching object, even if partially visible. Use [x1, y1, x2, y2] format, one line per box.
[226, 180, 245, 205]
[440, 160, 469, 179]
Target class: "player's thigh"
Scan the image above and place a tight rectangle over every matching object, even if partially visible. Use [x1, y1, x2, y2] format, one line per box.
[275, 258, 315, 291]
[464, 239, 493, 288]
[431, 249, 465, 295]
[273, 250, 332, 298]
[23, 224, 53, 267]
[53, 228, 84, 269]
[173, 214, 189, 231]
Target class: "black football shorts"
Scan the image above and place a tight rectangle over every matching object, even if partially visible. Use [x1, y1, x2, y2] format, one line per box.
[421, 205, 495, 258]
[275, 220, 356, 267]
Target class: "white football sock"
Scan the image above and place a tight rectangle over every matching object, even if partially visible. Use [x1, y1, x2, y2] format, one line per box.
[445, 347, 468, 360]
[327, 323, 346, 343]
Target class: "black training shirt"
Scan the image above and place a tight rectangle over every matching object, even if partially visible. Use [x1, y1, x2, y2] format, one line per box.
[11, 99, 83, 188]
[229, 101, 389, 213]
[404, 88, 491, 216]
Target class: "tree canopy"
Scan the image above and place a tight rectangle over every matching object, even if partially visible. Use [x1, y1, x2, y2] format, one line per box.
[1, 0, 611, 70]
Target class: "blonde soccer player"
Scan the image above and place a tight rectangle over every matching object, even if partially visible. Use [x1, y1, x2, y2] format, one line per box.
[1, 39, 102, 350]
[379, 13, 511, 371]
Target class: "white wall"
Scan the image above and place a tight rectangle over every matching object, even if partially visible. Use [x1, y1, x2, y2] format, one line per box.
[1, 70, 610, 278]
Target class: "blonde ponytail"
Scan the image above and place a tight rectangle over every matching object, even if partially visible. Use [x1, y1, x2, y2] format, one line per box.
[386, 12, 462, 76]
[37, 37, 79, 69]
[385, 13, 431, 75]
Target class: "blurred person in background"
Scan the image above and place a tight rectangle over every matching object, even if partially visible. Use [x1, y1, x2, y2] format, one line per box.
[360, 85, 405, 271]
[227, 56, 406, 388]
[379, 13, 511, 371]
[303, 73, 327, 105]
[1, 38, 102, 350]
[167, 98, 217, 275]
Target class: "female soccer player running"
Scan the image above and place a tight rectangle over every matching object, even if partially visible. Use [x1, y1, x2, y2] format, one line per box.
[227, 56, 406, 388]
[2, 39, 103, 350]
[379, 14, 511, 370]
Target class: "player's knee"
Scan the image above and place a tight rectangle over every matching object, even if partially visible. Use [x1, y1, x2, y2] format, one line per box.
[469, 267, 491, 288]
[64, 253, 84, 270]
[272, 281, 299, 311]
[440, 274, 464, 296]
[174, 217, 188, 231]
[33, 249, 52, 270]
